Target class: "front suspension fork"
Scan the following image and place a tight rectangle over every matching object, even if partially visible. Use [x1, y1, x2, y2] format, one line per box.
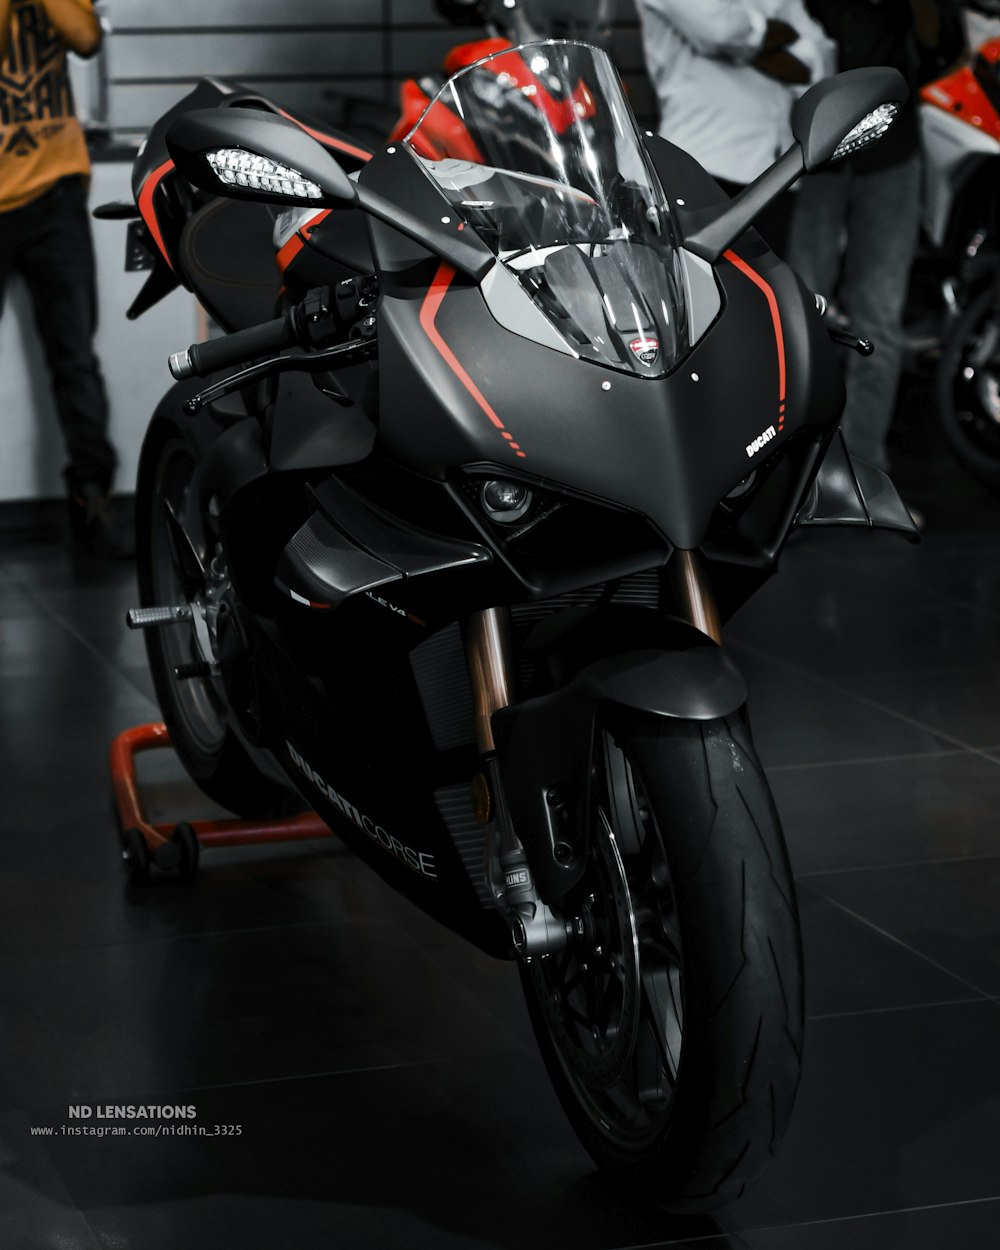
[667, 549, 722, 643]
[465, 607, 571, 958]
[465, 555, 721, 956]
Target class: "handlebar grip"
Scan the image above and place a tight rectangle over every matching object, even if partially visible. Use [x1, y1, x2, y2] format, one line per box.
[169, 313, 297, 380]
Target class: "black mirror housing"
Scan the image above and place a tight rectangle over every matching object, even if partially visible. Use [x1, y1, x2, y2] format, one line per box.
[792, 67, 909, 172]
[165, 108, 358, 208]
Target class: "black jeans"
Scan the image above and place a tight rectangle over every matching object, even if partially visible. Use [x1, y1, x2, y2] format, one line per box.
[0, 176, 117, 492]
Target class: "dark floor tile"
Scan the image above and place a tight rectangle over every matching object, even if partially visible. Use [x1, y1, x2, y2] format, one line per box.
[0, 541, 135, 595]
[768, 751, 1000, 875]
[665, 1198, 1000, 1248]
[0, 834, 340, 955]
[837, 666, 1000, 748]
[728, 531, 942, 630]
[0, 1109, 102, 1250]
[0, 576, 40, 621]
[1, 681, 157, 749]
[797, 884, 981, 1019]
[745, 677, 955, 769]
[21, 1056, 671, 1250]
[0, 911, 529, 1109]
[898, 541, 1000, 619]
[0, 615, 86, 678]
[806, 857, 1000, 997]
[712, 999, 1000, 1229]
[735, 599, 1000, 684]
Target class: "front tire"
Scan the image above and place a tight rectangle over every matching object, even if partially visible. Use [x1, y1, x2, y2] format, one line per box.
[520, 713, 804, 1212]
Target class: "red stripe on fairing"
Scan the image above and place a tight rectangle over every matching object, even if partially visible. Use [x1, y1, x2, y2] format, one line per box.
[723, 248, 787, 428]
[418, 261, 527, 458]
[275, 109, 372, 163]
[138, 158, 176, 272]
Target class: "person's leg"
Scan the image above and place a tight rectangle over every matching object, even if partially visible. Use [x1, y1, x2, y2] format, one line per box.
[15, 178, 118, 495]
[785, 166, 851, 301]
[836, 154, 922, 471]
[0, 197, 23, 319]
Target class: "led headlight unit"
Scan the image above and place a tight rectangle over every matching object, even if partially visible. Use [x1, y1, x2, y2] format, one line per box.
[206, 148, 322, 199]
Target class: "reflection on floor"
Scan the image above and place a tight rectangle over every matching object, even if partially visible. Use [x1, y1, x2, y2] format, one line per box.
[2, 378, 1000, 1249]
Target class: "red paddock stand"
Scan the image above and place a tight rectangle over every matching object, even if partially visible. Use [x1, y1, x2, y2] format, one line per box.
[110, 722, 333, 884]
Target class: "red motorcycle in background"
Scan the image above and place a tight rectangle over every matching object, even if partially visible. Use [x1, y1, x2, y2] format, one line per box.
[386, 0, 615, 151]
[922, 10, 1000, 489]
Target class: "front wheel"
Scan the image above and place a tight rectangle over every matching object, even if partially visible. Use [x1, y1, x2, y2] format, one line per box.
[936, 287, 1000, 492]
[520, 713, 804, 1212]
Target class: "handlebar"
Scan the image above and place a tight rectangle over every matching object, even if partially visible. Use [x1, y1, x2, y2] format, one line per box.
[168, 277, 378, 381]
[169, 313, 297, 380]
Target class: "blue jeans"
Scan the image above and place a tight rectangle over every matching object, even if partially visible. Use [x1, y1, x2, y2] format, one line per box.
[786, 154, 922, 472]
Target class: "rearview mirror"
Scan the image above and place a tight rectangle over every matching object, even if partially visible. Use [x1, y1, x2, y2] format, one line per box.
[680, 66, 908, 262]
[792, 67, 908, 172]
[165, 108, 358, 208]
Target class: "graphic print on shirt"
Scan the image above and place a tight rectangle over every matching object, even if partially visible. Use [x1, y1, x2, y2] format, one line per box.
[0, 0, 72, 155]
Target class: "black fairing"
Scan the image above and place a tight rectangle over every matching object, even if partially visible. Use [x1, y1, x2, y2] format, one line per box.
[129, 63, 901, 963]
[359, 140, 845, 550]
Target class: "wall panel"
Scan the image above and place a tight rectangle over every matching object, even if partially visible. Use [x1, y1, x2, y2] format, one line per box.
[96, 1, 655, 141]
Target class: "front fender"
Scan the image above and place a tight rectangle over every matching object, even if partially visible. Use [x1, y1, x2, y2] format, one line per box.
[492, 622, 748, 903]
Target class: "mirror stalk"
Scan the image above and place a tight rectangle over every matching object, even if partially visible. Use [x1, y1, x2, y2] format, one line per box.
[355, 184, 493, 282]
[678, 144, 805, 264]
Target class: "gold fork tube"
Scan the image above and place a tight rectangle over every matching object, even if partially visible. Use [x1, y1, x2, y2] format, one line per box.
[668, 550, 723, 644]
[465, 607, 513, 754]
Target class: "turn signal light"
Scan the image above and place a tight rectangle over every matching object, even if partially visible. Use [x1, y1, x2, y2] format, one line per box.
[832, 103, 900, 162]
[206, 148, 322, 199]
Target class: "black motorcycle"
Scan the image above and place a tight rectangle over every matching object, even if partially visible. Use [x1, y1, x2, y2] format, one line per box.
[100, 43, 916, 1210]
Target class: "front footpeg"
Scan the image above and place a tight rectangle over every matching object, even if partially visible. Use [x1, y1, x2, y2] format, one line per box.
[126, 605, 193, 630]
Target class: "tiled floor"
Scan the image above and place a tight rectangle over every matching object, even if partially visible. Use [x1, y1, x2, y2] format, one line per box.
[3, 378, 1000, 1248]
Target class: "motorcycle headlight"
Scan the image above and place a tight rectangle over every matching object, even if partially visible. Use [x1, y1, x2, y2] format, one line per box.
[480, 479, 533, 523]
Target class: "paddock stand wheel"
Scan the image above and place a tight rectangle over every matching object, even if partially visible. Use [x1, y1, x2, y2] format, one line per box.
[110, 722, 333, 887]
[122, 827, 150, 884]
[173, 821, 200, 883]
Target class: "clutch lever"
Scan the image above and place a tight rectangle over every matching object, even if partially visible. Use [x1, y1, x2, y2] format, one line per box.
[828, 325, 875, 357]
[183, 337, 376, 414]
[813, 292, 874, 356]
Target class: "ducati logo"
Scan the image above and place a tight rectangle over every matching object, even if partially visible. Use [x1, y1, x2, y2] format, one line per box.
[629, 337, 660, 366]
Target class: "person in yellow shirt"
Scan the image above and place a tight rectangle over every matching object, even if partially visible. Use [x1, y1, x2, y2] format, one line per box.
[0, 0, 130, 556]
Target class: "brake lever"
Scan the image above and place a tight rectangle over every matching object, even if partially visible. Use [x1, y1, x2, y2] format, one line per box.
[183, 337, 376, 414]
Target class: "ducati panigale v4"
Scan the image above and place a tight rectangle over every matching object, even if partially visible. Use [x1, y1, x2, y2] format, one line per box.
[102, 43, 917, 1210]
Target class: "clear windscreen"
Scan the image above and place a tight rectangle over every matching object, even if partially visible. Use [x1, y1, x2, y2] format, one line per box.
[406, 41, 690, 378]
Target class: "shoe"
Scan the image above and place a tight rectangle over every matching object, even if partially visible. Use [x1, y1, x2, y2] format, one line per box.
[67, 483, 135, 559]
